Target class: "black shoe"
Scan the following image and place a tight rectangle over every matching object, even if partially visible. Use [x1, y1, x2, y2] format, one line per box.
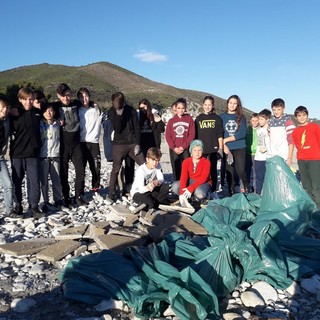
[107, 191, 117, 202]
[42, 203, 50, 213]
[244, 185, 251, 195]
[30, 208, 45, 219]
[14, 203, 23, 215]
[62, 199, 72, 209]
[75, 197, 86, 207]
[53, 200, 63, 210]
[6, 210, 23, 219]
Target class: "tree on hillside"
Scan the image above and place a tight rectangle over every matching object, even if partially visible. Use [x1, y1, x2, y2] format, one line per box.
[6, 83, 45, 107]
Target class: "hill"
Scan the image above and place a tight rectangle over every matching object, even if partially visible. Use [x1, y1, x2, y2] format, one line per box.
[0, 61, 253, 117]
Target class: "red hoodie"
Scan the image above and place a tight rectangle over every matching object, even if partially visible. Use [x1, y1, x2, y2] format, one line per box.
[165, 114, 195, 150]
[179, 157, 211, 194]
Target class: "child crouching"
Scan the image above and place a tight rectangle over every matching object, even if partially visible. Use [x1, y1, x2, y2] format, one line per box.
[130, 147, 169, 210]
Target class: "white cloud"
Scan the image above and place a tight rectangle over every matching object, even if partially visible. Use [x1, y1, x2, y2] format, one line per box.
[133, 50, 168, 63]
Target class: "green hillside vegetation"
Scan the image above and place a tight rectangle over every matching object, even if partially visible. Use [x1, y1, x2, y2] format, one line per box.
[0, 62, 253, 118]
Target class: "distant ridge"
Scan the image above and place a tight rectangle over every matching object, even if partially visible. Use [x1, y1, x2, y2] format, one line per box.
[0, 61, 252, 117]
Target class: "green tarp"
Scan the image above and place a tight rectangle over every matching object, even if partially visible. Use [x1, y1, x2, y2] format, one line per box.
[60, 156, 320, 319]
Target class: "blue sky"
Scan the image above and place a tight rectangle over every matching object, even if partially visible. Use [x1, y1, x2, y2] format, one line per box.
[1, 0, 319, 116]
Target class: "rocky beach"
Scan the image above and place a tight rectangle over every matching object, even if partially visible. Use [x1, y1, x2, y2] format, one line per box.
[0, 140, 320, 320]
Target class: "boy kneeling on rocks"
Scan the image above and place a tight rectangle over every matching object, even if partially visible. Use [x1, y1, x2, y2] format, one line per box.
[130, 147, 169, 211]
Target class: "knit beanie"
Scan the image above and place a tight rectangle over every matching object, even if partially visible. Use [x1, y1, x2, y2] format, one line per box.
[189, 139, 204, 153]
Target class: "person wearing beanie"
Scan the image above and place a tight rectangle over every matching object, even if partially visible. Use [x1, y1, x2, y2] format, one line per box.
[171, 139, 212, 205]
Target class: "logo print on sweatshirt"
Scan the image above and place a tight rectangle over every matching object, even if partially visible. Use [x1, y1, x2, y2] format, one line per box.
[174, 125, 186, 137]
[226, 120, 237, 135]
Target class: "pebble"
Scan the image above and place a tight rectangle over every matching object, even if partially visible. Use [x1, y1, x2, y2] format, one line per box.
[240, 290, 264, 307]
[300, 277, 320, 294]
[11, 298, 37, 313]
[251, 280, 278, 302]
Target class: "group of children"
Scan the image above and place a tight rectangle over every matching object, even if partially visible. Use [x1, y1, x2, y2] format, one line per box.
[0, 84, 106, 219]
[245, 99, 320, 207]
[1, 88, 320, 220]
[162, 95, 320, 210]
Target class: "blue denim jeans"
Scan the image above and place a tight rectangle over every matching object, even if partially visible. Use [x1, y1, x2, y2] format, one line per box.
[172, 179, 211, 200]
[0, 158, 13, 213]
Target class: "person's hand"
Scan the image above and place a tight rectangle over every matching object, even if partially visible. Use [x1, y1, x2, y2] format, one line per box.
[174, 147, 183, 155]
[134, 145, 141, 155]
[152, 180, 160, 186]
[227, 152, 234, 165]
[153, 112, 161, 122]
[179, 195, 193, 208]
[182, 188, 192, 199]
[217, 148, 223, 159]
[147, 182, 154, 192]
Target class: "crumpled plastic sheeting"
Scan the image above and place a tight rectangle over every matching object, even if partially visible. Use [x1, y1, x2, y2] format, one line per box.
[60, 156, 320, 320]
[257, 156, 316, 235]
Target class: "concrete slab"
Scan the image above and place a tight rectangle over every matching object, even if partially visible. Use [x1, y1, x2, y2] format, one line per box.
[83, 222, 109, 239]
[55, 225, 89, 240]
[0, 238, 57, 256]
[94, 234, 148, 253]
[107, 227, 148, 239]
[36, 240, 82, 261]
[74, 245, 88, 257]
[145, 212, 207, 242]
[109, 204, 132, 217]
[159, 204, 195, 215]
[123, 214, 140, 227]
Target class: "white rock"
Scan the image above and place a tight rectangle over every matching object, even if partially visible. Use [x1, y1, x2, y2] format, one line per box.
[240, 290, 265, 307]
[163, 305, 176, 316]
[29, 264, 43, 275]
[222, 312, 244, 319]
[239, 281, 251, 291]
[2, 223, 18, 231]
[300, 277, 320, 294]
[0, 234, 6, 244]
[11, 298, 36, 313]
[251, 281, 278, 303]
[242, 310, 251, 319]
[12, 283, 28, 292]
[100, 315, 112, 320]
[24, 222, 36, 230]
[285, 280, 301, 296]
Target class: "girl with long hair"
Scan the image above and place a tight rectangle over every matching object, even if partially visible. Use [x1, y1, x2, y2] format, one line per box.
[220, 95, 250, 195]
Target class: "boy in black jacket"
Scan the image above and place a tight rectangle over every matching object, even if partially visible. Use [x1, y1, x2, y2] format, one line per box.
[10, 88, 42, 217]
[107, 92, 144, 201]
[52, 83, 85, 207]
